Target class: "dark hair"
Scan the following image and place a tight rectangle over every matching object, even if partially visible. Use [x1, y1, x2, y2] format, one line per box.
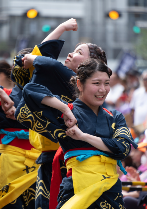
[70, 58, 112, 97]
[17, 48, 33, 55]
[87, 43, 107, 64]
[0, 60, 11, 79]
[75, 43, 107, 64]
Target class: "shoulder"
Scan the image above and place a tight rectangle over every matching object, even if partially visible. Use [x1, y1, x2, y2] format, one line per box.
[55, 62, 76, 77]
[103, 108, 125, 120]
[102, 107, 113, 116]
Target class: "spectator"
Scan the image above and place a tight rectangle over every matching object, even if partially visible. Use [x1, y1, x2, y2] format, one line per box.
[130, 70, 147, 126]
[0, 60, 14, 89]
[105, 72, 124, 110]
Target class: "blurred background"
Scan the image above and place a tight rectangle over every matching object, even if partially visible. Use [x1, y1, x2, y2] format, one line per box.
[0, 0, 147, 72]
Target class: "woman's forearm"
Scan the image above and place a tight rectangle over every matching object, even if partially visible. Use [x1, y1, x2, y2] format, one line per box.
[41, 18, 77, 43]
[81, 133, 112, 153]
[41, 24, 65, 43]
[41, 96, 68, 113]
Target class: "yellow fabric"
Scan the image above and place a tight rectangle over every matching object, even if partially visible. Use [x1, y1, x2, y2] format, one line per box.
[29, 129, 60, 152]
[0, 144, 41, 208]
[29, 45, 42, 79]
[61, 155, 119, 209]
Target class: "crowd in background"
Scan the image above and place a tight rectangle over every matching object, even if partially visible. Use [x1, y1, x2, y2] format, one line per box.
[105, 68, 147, 209]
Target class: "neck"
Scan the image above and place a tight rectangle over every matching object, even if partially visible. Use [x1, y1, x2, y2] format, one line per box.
[78, 96, 99, 116]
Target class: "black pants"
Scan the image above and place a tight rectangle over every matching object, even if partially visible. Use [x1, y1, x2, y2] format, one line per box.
[35, 151, 67, 209]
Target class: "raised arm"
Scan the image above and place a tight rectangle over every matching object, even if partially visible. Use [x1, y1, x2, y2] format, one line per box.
[22, 18, 77, 69]
[41, 18, 77, 43]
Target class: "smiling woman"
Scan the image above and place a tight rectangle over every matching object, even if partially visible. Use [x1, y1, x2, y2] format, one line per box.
[64, 44, 90, 73]
[16, 58, 137, 209]
[70, 59, 111, 115]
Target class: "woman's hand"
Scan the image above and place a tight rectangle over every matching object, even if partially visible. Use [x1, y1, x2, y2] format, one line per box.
[66, 125, 84, 140]
[0, 89, 14, 112]
[61, 18, 78, 32]
[22, 54, 37, 69]
[63, 108, 77, 128]
[5, 106, 16, 120]
[125, 166, 141, 182]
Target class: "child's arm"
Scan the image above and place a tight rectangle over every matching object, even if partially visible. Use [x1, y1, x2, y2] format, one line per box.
[42, 96, 77, 128]
[41, 18, 78, 43]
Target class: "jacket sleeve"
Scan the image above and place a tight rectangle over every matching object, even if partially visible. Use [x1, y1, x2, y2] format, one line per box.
[11, 40, 64, 89]
[15, 83, 67, 142]
[101, 110, 137, 160]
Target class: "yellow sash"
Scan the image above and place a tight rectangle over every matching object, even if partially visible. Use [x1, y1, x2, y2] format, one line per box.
[61, 155, 118, 209]
[29, 129, 60, 152]
[0, 144, 41, 208]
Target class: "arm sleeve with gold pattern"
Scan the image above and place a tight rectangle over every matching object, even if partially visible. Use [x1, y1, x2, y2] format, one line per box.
[101, 110, 137, 160]
[11, 40, 64, 89]
[15, 83, 67, 142]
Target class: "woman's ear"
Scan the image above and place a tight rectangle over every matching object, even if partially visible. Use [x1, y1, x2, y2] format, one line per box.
[77, 79, 83, 92]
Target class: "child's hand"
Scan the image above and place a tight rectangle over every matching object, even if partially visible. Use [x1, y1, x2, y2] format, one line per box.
[22, 54, 37, 69]
[61, 18, 78, 32]
[63, 108, 77, 128]
[66, 125, 84, 140]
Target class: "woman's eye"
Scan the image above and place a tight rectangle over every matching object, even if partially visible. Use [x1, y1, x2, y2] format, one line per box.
[93, 82, 100, 85]
[78, 51, 82, 54]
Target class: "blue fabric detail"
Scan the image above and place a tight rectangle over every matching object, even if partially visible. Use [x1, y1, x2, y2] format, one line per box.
[0, 129, 29, 145]
[64, 150, 127, 175]
[134, 137, 139, 143]
[117, 160, 127, 175]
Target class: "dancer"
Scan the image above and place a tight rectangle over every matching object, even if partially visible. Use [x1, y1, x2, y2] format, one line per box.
[9, 19, 108, 208]
[0, 20, 66, 207]
[15, 58, 137, 208]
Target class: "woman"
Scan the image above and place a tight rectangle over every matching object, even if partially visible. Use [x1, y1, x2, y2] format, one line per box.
[3, 18, 108, 209]
[11, 19, 108, 209]
[16, 58, 137, 208]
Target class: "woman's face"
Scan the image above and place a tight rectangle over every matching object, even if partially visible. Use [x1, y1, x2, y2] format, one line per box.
[64, 44, 90, 73]
[78, 71, 110, 115]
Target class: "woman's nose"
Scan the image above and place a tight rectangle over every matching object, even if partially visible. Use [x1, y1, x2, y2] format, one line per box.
[68, 52, 73, 58]
[99, 85, 106, 92]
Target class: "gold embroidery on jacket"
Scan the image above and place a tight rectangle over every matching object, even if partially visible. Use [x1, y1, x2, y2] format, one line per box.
[22, 188, 36, 206]
[17, 104, 35, 127]
[61, 95, 73, 103]
[35, 176, 50, 200]
[113, 127, 132, 141]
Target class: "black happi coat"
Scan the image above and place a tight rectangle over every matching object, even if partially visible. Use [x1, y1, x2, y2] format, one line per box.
[17, 82, 137, 159]
[15, 82, 138, 209]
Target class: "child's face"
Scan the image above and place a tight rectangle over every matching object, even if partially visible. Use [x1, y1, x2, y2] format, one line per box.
[64, 44, 89, 73]
[78, 71, 110, 115]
